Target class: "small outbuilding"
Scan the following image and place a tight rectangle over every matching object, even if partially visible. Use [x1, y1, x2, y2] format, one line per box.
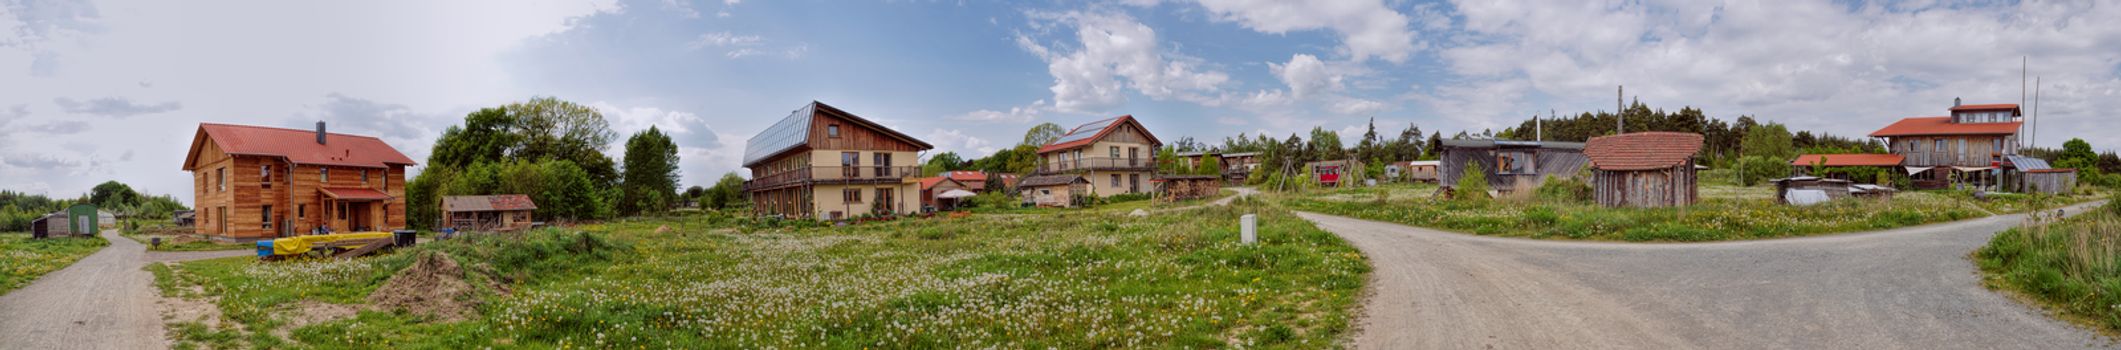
[1386, 160, 1440, 183]
[1438, 139, 1589, 194]
[1584, 132, 1704, 208]
[441, 195, 538, 232]
[1019, 175, 1090, 207]
[173, 210, 196, 227]
[1772, 176, 1853, 205]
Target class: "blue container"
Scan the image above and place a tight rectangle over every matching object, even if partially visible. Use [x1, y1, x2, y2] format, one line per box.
[256, 240, 275, 258]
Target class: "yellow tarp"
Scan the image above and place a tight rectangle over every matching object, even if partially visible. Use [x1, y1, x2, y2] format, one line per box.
[271, 232, 392, 255]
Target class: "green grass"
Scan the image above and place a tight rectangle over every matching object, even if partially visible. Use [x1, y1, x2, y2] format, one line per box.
[158, 198, 1368, 348]
[1976, 199, 2121, 333]
[0, 232, 108, 295]
[1282, 185, 1999, 242]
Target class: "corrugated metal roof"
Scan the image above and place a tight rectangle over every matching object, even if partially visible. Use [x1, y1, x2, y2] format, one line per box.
[1439, 139, 1586, 150]
[1039, 115, 1160, 153]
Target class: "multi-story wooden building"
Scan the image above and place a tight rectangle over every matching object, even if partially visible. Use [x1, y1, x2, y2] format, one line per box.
[181, 122, 414, 242]
[743, 101, 931, 220]
[1030, 116, 1162, 204]
[1866, 101, 2023, 188]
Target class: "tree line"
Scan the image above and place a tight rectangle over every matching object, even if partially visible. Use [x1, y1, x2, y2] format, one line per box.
[404, 97, 692, 230]
[0, 181, 188, 232]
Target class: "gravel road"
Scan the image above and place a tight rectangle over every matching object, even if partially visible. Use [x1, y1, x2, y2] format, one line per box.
[0, 230, 251, 350]
[1297, 201, 2115, 350]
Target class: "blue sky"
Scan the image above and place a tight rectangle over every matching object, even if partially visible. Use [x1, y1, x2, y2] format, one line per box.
[2, 0, 2118, 199]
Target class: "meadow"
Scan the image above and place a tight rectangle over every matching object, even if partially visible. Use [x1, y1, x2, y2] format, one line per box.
[0, 233, 107, 295]
[158, 198, 1369, 349]
[1976, 197, 2121, 334]
[1277, 175, 2102, 242]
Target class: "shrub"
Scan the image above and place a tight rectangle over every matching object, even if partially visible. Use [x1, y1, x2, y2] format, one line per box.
[1534, 176, 1593, 203]
[1453, 160, 1491, 201]
[1736, 156, 1788, 186]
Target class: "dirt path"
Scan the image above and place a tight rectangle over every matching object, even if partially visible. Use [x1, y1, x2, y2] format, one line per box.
[0, 230, 250, 350]
[1298, 201, 2115, 349]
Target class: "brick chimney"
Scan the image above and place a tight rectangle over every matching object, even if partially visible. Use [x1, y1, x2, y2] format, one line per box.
[315, 121, 327, 144]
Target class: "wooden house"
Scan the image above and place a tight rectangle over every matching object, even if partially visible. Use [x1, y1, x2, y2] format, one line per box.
[1867, 100, 2023, 189]
[1386, 160, 1439, 183]
[918, 176, 971, 211]
[2004, 155, 2077, 194]
[1788, 154, 1905, 182]
[742, 101, 931, 220]
[1032, 115, 1162, 205]
[1437, 139, 1589, 193]
[1584, 132, 1703, 208]
[172, 210, 195, 227]
[1018, 174, 1089, 207]
[1219, 152, 1260, 185]
[182, 122, 414, 242]
[1305, 159, 1365, 187]
[441, 195, 538, 231]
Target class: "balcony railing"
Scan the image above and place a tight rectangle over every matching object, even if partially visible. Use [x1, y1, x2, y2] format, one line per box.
[1034, 157, 1155, 174]
[745, 166, 920, 191]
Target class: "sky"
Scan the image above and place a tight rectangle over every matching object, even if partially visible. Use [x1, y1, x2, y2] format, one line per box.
[1, 0, 2117, 199]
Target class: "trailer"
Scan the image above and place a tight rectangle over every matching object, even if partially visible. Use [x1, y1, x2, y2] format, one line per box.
[256, 231, 414, 261]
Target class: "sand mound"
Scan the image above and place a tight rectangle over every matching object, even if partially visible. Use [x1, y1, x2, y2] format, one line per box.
[367, 252, 477, 321]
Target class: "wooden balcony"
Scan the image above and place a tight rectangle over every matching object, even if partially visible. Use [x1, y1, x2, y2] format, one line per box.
[1032, 157, 1155, 175]
[745, 165, 920, 191]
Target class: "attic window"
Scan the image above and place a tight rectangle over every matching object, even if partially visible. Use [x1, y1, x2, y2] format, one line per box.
[828, 124, 841, 138]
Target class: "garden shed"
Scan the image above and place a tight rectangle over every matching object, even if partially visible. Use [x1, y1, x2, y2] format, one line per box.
[1019, 175, 1089, 207]
[1438, 139, 1588, 193]
[1772, 176, 1852, 205]
[441, 195, 538, 232]
[66, 204, 99, 235]
[1584, 132, 1703, 208]
[1387, 160, 1440, 183]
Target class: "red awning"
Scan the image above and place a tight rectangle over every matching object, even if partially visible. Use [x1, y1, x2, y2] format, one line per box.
[320, 187, 392, 201]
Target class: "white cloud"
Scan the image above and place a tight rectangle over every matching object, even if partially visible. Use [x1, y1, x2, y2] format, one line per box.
[1190, 0, 1421, 63]
[52, 96, 181, 117]
[952, 100, 1048, 123]
[595, 101, 707, 136]
[1018, 11, 1231, 112]
[1327, 96, 1388, 115]
[1406, 78, 1530, 130]
[1270, 53, 1339, 98]
[923, 128, 997, 157]
[687, 31, 763, 49]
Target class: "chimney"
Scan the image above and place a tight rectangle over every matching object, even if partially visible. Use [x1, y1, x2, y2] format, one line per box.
[1953, 97, 1961, 107]
[315, 121, 327, 144]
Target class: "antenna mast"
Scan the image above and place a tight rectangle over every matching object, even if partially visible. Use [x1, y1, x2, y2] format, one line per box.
[2033, 76, 2041, 148]
[1617, 85, 1625, 134]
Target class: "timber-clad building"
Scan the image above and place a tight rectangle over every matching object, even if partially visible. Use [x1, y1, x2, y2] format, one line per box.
[743, 101, 932, 220]
[182, 122, 414, 242]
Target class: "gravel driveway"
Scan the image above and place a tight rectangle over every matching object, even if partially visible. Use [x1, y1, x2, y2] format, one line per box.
[0, 230, 251, 350]
[1298, 201, 2115, 349]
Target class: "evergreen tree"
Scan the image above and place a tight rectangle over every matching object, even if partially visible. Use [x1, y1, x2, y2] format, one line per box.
[618, 126, 681, 215]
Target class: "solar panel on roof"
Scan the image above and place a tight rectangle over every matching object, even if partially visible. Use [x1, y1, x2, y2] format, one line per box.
[743, 103, 814, 165]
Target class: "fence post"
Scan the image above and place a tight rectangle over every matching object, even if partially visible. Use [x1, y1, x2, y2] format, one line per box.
[1241, 214, 1257, 245]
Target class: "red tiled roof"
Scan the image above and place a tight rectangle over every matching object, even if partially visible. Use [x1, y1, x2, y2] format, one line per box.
[1949, 103, 2020, 113]
[185, 123, 416, 170]
[917, 176, 961, 190]
[2026, 168, 2077, 174]
[320, 187, 393, 201]
[1038, 115, 1162, 153]
[1583, 132, 1704, 171]
[1790, 154, 1905, 167]
[1869, 117, 2022, 137]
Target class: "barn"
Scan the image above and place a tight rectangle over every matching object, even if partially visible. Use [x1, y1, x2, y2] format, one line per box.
[1583, 132, 1704, 208]
[441, 195, 539, 232]
[1437, 139, 1589, 194]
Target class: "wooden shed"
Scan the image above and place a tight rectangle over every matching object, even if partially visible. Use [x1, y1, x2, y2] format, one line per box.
[1019, 175, 1090, 207]
[441, 195, 538, 232]
[1438, 139, 1589, 193]
[1771, 177, 1852, 205]
[2021, 169, 2077, 195]
[1386, 160, 1440, 183]
[1583, 132, 1703, 208]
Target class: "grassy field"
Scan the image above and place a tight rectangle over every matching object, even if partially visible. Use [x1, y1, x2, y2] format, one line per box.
[1275, 177, 2107, 242]
[158, 198, 1368, 349]
[0, 233, 108, 295]
[1976, 198, 2121, 334]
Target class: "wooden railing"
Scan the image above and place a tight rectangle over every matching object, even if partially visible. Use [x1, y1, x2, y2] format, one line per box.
[1034, 157, 1155, 174]
[745, 166, 921, 190]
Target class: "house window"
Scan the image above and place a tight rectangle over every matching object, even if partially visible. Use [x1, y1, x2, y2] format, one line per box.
[262, 205, 273, 229]
[1112, 174, 1121, 187]
[338, 202, 347, 220]
[874, 153, 892, 177]
[1933, 139, 1945, 152]
[828, 124, 841, 138]
[844, 188, 862, 203]
[322, 168, 330, 182]
[260, 165, 271, 185]
[298, 204, 305, 218]
[875, 188, 894, 212]
[1110, 146, 1120, 158]
[1129, 147, 1140, 166]
[842, 152, 860, 178]
[217, 167, 226, 192]
[361, 169, 368, 183]
[1129, 174, 1140, 192]
[1496, 152, 1534, 174]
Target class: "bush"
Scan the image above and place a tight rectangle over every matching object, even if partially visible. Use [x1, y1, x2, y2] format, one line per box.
[1736, 156, 1788, 186]
[1453, 160, 1491, 201]
[1534, 176, 1592, 203]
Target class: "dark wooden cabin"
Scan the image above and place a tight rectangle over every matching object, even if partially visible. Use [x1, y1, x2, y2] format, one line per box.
[1584, 132, 1703, 208]
[1437, 139, 1589, 193]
